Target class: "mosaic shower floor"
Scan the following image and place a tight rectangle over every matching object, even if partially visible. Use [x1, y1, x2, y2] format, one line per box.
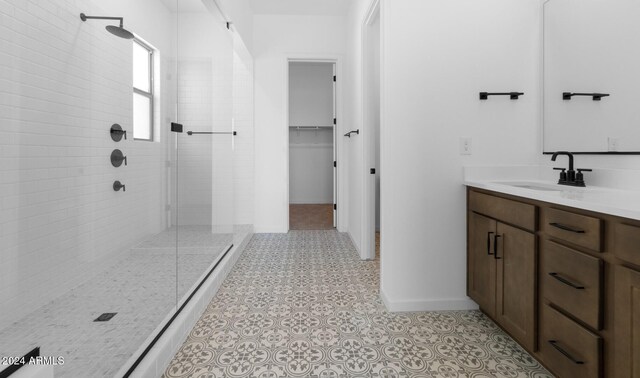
[0, 226, 237, 378]
[164, 231, 552, 378]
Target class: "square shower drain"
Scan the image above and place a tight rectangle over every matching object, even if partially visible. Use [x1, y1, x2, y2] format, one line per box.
[94, 313, 117, 322]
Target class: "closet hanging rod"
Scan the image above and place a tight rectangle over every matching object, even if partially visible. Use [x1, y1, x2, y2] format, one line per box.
[289, 125, 333, 128]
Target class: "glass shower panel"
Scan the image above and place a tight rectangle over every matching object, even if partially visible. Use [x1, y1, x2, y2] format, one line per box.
[175, 1, 235, 307]
[0, 0, 177, 376]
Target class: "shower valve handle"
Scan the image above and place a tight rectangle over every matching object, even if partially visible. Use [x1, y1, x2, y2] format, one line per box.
[113, 181, 126, 192]
[111, 149, 128, 167]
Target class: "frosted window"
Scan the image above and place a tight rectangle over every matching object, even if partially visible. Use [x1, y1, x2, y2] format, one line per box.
[133, 41, 151, 92]
[132, 39, 154, 141]
[133, 93, 151, 140]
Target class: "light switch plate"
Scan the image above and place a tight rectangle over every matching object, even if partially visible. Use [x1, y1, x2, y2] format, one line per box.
[608, 137, 619, 152]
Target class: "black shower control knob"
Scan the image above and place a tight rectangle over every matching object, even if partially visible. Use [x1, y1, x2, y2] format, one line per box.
[113, 181, 126, 192]
[110, 124, 127, 142]
[111, 149, 127, 167]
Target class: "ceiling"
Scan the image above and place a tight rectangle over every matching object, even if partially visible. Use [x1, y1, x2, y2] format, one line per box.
[250, 0, 352, 16]
[160, 0, 208, 13]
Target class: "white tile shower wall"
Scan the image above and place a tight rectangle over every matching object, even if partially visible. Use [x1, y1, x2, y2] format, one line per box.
[210, 27, 234, 232]
[175, 12, 236, 230]
[176, 59, 214, 225]
[0, 0, 174, 330]
[233, 43, 255, 226]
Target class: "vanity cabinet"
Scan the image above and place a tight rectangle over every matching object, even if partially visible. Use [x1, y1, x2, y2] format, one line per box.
[467, 186, 640, 378]
[613, 266, 640, 378]
[613, 222, 640, 378]
[468, 191, 536, 351]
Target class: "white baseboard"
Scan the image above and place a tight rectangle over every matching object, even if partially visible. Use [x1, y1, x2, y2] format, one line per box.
[380, 288, 479, 313]
[121, 233, 252, 378]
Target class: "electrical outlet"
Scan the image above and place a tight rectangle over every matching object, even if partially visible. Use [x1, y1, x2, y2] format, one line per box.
[460, 138, 472, 155]
[608, 137, 619, 152]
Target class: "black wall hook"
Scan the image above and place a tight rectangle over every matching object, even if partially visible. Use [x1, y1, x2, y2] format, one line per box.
[563, 92, 610, 101]
[344, 130, 360, 138]
[479, 92, 524, 100]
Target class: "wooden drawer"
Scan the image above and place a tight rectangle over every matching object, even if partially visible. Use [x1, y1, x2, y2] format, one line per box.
[468, 190, 536, 231]
[541, 239, 603, 330]
[542, 208, 603, 251]
[614, 222, 640, 267]
[540, 304, 602, 378]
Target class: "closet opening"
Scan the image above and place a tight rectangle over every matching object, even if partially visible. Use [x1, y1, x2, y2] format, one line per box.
[288, 61, 337, 230]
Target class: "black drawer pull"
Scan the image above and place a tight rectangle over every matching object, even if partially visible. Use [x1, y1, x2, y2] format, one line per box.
[548, 340, 584, 365]
[494, 234, 501, 260]
[549, 272, 585, 290]
[549, 222, 586, 234]
[487, 232, 494, 255]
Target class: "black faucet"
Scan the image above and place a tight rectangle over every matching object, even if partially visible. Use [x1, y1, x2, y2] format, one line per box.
[551, 151, 591, 187]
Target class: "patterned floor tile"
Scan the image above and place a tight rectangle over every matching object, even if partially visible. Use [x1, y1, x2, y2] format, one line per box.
[164, 231, 553, 378]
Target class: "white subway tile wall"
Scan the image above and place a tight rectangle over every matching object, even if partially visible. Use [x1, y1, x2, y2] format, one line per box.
[0, 0, 172, 330]
[233, 45, 255, 226]
[0, 1, 255, 374]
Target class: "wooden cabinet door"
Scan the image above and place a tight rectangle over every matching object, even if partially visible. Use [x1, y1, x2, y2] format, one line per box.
[615, 266, 640, 378]
[468, 212, 497, 318]
[496, 222, 536, 351]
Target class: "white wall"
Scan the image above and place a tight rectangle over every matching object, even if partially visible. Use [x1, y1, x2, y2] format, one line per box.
[289, 62, 334, 204]
[369, 13, 381, 231]
[0, 0, 175, 329]
[366, 0, 542, 311]
[253, 14, 347, 232]
[344, 0, 369, 252]
[289, 63, 334, 127]
[219, 0, 254, 54]
[233, 38, 256, 226]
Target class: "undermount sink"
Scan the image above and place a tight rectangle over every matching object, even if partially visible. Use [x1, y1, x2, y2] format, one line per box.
[493, 181, 563, 192]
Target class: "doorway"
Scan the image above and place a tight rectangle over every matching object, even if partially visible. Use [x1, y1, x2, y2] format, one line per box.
[288, 61, 337, 230]
[363, 1, 381, 259]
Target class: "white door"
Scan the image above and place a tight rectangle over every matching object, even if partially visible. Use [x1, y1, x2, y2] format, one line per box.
[332, 63, 337, 228]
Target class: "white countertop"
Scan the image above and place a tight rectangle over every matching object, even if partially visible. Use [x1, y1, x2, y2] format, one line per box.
[463, 166, 640, 221]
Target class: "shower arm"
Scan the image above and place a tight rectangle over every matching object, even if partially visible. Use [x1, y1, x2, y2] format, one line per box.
[80, 14, 124, 27]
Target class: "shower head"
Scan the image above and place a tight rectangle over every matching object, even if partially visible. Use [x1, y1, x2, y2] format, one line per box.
[105, 25, 135, 40]
[80, 13, 135, 40]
